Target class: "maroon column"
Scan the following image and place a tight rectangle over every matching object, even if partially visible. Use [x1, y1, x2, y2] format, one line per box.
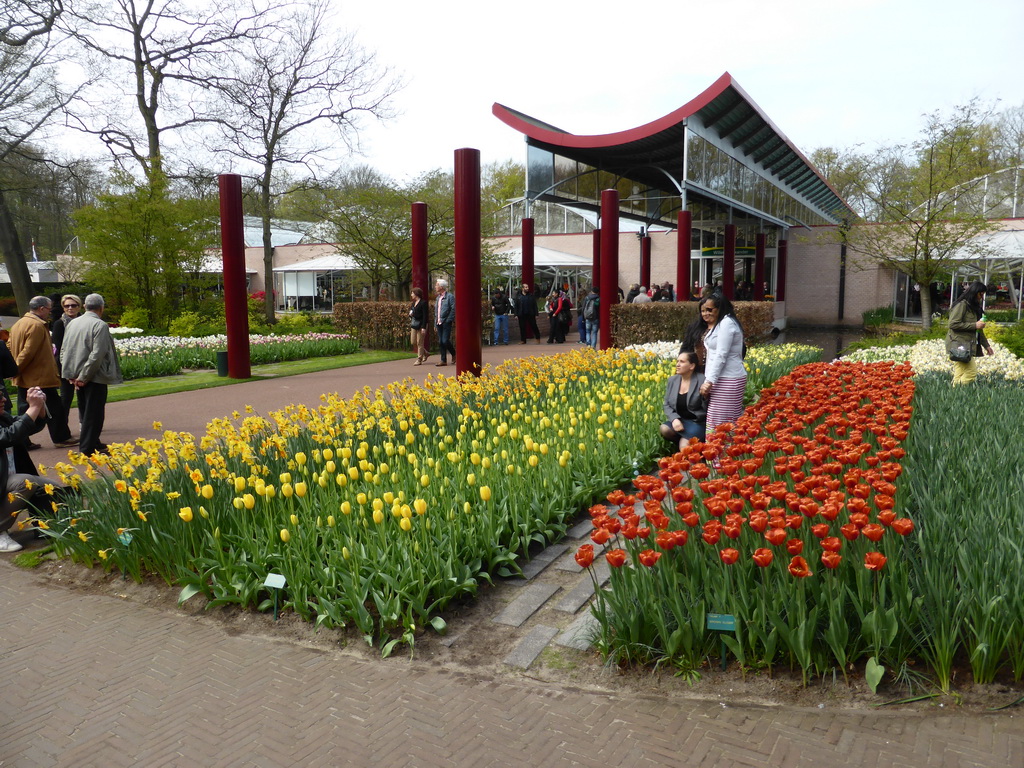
[598, 190, 619, 350]
[754, 232, 766, 301]
[723, 223, 737, 299]
[676, 210, 691, 301]
[777, 238, 788, 302]
[640, 235, 651, 288]
[521, 217, 535, 290]
[591, 228, 601, 287]
[218, 174, 251, 378]
[411, 201, 430, 350]
[454, 148, 482, 377]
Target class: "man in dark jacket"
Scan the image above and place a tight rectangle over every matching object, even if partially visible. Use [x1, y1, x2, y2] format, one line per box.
[513, 283, 541, 344]
[0, 386, 49, 553]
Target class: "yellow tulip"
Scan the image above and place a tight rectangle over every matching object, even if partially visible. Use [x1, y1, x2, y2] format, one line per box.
[290, 514, 299, 526]
[243, 494, 255, 510]
[322, 448, 334, 461]
[179, 507, 193, 522]
[466, 473, 476, 486]
[234, 476, 246, 493]
[280, 528, 290, 542]
[372, 498, 384, 512]
[327, 515, 336, 527]
[420, 474, 430, 487]
[528, 455, 539, 468]
[265, 485, 276, 499]
[280, 472, 292, 484]
[342, 546, 351, 560]
[199, 506, 209, 518]
[356, 492, 367, 505]
[372, 509, 385, 524]
[201, 484, 214, 499]
[295, 452, 307, 466]
[295, 482, 307, 498]
[479, 486, 492, 502]
[348, 467, 359, 480]
[399, 517, 412, 532]
[340, 501, 352, 515]
[413, 498, 427, 515]
[325, 460, 336, 473]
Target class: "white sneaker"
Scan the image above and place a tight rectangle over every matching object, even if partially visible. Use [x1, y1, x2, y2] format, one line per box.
[0, 531, 23, 553]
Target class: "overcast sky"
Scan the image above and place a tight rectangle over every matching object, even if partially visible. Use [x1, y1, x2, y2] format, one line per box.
[334, 0, 1024, 182]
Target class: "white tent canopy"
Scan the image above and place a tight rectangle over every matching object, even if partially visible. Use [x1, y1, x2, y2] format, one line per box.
[492, 246, 593, 268]
[948, 228, 1024, 319]
[271, 253, 361, 310]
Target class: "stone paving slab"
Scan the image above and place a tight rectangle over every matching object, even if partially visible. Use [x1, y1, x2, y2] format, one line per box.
[553, 562, 610, 613]
[554, 612, 601, 651]
[520, 544, 568, 580]
[502, 625, 560, 669]
[491, 582, 560, 627]
[567, 518, 594, 539]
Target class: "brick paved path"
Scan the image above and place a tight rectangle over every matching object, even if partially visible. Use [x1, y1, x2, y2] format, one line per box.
[4, 339, 1024, 766]
[1, 562, 1021, 767]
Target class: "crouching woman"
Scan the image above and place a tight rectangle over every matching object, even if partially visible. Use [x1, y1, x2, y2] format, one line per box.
[659, 350, 707, 451]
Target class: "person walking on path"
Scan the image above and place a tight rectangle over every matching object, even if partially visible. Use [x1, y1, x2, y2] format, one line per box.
[0, 385, 50, 553]
[582, 284, 600, 349]
[490, 287, 511, 345]
[946, 280, 994, 386]
[409, 288, 429, 366]
[51, 293, 82, 417]
[513, 283, 542, 344]
[434, 279, 456, 367]
[60, 294, 123, 456]
[8, 296, 78, 449]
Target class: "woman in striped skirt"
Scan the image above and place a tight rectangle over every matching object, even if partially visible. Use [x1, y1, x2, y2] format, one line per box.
[698, 292, 746, 432]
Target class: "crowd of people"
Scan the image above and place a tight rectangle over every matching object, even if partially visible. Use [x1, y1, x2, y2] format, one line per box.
[1, 292, 119, 553]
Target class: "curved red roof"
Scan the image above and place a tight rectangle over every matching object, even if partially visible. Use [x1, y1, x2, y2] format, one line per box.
[492, 73, 852, 222]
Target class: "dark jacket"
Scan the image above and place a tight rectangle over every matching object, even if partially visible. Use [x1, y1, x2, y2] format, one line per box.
[663, 373, 707, 426]
[435, 291, 455, 326]
[491, 292, 511, 316]
[513, 291, 538, 317]
[410, 299, 428, 329]
[0, 409, 45, 500]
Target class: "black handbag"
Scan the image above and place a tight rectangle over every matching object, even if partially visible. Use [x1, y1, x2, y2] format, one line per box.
[949, 345, 972, 363]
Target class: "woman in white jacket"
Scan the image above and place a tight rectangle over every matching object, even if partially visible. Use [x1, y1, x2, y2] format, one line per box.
[698, 292, 746, 432]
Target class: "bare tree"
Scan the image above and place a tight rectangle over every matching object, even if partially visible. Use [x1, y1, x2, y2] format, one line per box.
[64, 0, 269, 180]
[0, 11, 88, 312]
[1, 0, 63, 46]
[212, 0, 399, 321]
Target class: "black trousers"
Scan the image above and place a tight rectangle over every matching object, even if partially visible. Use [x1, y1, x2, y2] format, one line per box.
[17, 386, 72, 443]
[76, 381, 108, 455]
[518, 314, 540, 341]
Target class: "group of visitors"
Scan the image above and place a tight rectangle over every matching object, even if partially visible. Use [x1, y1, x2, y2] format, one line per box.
[409, 282, 555, 362]
[1, 292, 120, 553]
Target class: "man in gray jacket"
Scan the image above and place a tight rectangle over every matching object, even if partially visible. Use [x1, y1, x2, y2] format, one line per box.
[60, 294, 123, 456]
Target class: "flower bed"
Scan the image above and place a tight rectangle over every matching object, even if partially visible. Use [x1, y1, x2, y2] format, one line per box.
[844, 338, 1024, 380]
[114, 332, 360, 379]
[40, 345, 819, 650]
[626, 340, 822, 403]
[582, 361, 920, 684]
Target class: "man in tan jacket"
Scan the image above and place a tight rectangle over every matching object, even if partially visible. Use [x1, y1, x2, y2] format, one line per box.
[8, 296, 77, 449]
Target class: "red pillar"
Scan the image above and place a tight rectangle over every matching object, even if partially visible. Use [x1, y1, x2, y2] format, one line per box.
[754, 232, 766, 301]
[676, 210, 691, 301]
[411, 201, 430, 350]
[591, 228, 601, 288]
[776, 238, 788, 302]
[640, 235, 651, 288]
[218, 174, 251, 379]
[598, 190, 619, 350]
[521, 217, 535, 291]
[723, 223, 736, 299]
[454, 148, 482, 377]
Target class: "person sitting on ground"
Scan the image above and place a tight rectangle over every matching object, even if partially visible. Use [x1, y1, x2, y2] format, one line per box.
[659, 350, 707, 451]
[0, 386, 51, 553]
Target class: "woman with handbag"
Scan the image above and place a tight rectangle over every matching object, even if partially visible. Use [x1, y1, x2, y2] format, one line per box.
[409, 287, 429, 365]
[946, 280, 994, 386]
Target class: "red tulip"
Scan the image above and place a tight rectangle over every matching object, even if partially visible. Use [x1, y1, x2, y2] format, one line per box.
[719, 548, 740, 565]
[864, 552, 887, 571]
[821, 551, 842, 570]
[605, 549, 627, 568]
[788, 556, 812, 578]
[752, 548, 774, 567]
[638, 549, 661, 568]
[574, 544, 595, 568]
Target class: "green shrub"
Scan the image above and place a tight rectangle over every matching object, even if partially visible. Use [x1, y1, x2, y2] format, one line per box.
[333, 302, 408, 350]
[275, 313, 312, 334]
[862, 305, 895, 327]
[168, 311, 203, 337]
[118, 308, 150, 329]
